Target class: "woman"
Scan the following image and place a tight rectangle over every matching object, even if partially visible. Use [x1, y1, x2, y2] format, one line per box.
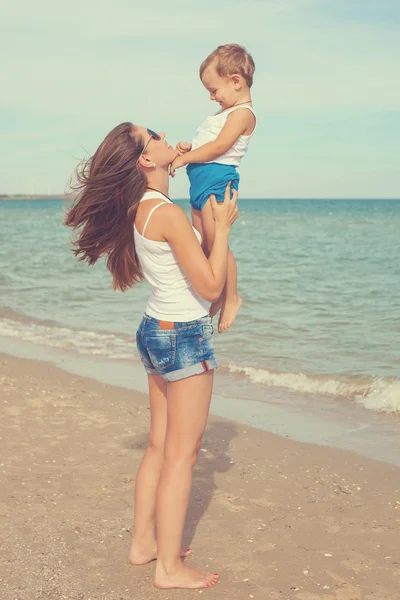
[65, 122, 238, 590]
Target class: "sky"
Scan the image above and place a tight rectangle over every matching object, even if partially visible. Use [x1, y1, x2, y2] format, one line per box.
[1, 0, 399, 198]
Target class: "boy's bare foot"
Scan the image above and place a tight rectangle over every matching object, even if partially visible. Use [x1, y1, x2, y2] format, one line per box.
[154, 563, 219, 589]
[218, 294, 242, 332]
[129, 541, 191, 565]
[209, 297, 223, 319]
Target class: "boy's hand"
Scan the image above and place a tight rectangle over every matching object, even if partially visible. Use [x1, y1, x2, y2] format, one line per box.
[170, 155, 187, 178]
[176, 141, 192, 155]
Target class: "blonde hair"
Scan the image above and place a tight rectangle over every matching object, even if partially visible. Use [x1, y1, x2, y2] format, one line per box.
[199, 43, 255, 88]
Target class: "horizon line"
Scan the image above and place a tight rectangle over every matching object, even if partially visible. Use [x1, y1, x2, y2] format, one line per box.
[1, 195, 400, 201]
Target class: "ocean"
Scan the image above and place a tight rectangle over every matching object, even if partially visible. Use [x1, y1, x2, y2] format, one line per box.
[1, 198, 400, 462]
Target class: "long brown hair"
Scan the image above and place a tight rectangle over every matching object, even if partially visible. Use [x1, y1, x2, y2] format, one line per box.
[64, 122, 146, 292]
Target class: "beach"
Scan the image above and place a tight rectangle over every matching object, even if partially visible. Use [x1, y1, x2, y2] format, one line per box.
[2, 352, 399, 600]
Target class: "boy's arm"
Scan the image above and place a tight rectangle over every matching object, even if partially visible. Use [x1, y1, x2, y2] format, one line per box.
[170, 109, 254, 176]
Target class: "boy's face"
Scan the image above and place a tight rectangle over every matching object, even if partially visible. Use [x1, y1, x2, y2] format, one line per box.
[201, 65, 239, 110]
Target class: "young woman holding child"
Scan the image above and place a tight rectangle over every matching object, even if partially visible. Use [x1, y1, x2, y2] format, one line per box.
[65, 42, 257, 591]
[65, 122, 238, 589]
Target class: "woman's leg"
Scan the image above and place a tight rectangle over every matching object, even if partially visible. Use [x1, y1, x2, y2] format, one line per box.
[154, 370, 219, 589]
[129, 374, 190, 564]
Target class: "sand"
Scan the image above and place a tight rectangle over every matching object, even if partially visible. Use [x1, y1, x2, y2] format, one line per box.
[1, 352, 399, 600]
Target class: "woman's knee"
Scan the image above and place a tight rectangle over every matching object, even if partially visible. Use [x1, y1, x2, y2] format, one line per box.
[147, 434, 165, 456]
[164, 438, 202, 467]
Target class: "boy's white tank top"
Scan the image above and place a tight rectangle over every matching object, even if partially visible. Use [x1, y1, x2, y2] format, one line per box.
[134, 191, 210, 321]
[191, 104, 256, 167]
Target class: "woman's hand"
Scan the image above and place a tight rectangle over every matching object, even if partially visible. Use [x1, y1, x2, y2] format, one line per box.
[176, 141, 192, 155]
[169, 155, 187, 178]
[209, 182, 239, 233]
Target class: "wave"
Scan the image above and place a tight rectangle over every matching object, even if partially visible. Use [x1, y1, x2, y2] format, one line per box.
[0, 306, 62, 328]
[1, 307, 399, 415]
[227, 364, 400, 414]
[358, 378, 400, 414]
[0, 311, 136, 361]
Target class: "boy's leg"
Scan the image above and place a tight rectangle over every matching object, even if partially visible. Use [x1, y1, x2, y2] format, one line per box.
[218, 250, 242, 333]
[192, 205, 222, 318]
[191, 207, 205, 250]
[197, 200, 242, 332]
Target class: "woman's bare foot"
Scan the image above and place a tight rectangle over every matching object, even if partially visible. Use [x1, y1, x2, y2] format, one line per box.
[218, 294, 242, 333]
[129, 541, 191, 565]
[209, 296, 223, 319]
[154, 563, 219, 589]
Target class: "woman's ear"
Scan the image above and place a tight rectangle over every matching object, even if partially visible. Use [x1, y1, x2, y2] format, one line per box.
[138, 154, 156, 169]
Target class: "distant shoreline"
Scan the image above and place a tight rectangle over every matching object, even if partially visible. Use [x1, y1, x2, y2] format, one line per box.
[1, 195, 399, 202]
[0, 195, 66, 201]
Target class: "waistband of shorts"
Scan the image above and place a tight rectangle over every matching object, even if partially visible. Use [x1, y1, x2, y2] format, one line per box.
[142, 313, 210, 330]
[186, 162, 237, 173]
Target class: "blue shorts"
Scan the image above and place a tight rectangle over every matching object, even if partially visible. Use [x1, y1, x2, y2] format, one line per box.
[136, 314, 218, 382]
[187, 163, 240, 211]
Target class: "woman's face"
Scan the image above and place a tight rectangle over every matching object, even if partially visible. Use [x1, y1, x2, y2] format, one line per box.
[135, 126, 178, 168]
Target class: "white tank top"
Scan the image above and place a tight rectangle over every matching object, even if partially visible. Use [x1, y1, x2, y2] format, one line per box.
[191, 104, 256, 167]
[134, 191, 210, 321]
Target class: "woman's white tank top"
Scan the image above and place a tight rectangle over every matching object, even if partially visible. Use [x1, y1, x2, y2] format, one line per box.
[134, 191, 210, 321]
[191, 104, 256, 167]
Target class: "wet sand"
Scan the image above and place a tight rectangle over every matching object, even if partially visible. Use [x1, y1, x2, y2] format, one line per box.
[1, 353, 399, 599]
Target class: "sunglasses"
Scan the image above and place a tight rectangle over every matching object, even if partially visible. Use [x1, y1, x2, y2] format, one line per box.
[142, 128, 161, 154]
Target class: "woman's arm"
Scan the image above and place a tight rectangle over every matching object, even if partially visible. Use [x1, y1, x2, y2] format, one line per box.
[160, 185, 238, 302]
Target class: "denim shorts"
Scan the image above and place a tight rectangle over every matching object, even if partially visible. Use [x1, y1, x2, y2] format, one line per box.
[136, 314, 218, 382]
